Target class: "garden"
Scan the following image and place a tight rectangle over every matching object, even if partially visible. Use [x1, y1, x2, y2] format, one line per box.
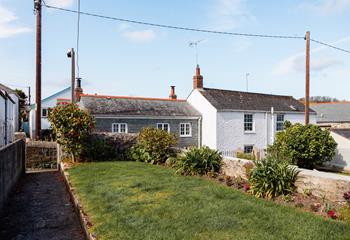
[49, 104, 350, 239]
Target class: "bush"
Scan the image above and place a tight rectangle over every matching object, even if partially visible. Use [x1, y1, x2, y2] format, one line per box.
[176, 146, 223, 175]
[249, 158, 299, 199]
[129, 128, 177, 164]
[267, 122, 337, 169]
[48, 103, 95, 161]
[237, 152, 256, 160]
[82, 133, 137, 162]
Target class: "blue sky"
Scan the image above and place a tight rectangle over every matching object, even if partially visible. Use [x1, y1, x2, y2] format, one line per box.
[1, 0, 349, 101]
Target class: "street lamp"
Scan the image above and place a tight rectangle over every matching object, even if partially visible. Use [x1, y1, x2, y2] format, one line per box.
[67, 48, 75, 103]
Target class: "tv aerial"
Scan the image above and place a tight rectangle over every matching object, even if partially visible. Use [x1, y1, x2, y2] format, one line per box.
[189, 39, 205, 65]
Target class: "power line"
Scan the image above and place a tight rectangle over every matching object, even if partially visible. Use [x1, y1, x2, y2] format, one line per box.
[42, 3, 303, 39]
[310, 38, 350, 54]
[41, 3, 350, 54]
[76, 0, 81, 78]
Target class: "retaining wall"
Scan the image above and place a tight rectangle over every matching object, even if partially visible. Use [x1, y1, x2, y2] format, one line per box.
[0, 139, 25, 211]
[26, 141, 57, 170]
[222, 157, 350, 203]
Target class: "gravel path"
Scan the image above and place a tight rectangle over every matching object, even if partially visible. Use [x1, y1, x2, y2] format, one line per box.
[0, 171, 84, 240]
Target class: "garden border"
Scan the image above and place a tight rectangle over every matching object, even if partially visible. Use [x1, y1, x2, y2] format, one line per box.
[59, 162, 96, 240]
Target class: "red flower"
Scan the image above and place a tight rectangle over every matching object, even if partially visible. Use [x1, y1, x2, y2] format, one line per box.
[327, 210, 337, 219]
[243, 183, 250, 192]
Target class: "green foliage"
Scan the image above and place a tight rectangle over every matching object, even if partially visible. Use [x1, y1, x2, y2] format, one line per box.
[249, 158, 299, 199]
[176, 146, 223, 175]
[267, 122, 337, 169]
[237, 152, 256, 160]
[81, 136, 116, 161]
[131, 127, 177, 164]
[48, 103, 95, 161]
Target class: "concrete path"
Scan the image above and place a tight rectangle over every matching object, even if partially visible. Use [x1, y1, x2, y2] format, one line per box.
[0, 171, 84, 240]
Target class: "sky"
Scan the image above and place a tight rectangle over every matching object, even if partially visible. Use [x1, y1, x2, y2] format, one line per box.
[0, 0, 349, 102]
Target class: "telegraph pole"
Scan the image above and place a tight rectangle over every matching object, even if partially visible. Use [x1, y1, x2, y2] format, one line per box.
[34, 0, 42, 139]
[305, 31, 310, 125]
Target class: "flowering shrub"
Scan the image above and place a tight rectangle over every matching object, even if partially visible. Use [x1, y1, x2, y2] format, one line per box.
[48, 103, 95, 161]
[327, 210, 337, 219]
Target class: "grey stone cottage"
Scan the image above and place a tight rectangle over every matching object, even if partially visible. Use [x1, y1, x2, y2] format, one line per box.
[79, 88, 201, 148]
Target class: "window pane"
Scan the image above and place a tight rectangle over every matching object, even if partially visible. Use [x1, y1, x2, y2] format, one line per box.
[244, 145, 253, 154]
[277, 114, 284, 122]
[164, 124, 169, 132]
[157, 123, 162, 129]
[244, 114, 253, 131]
[120, 124, 126, 133]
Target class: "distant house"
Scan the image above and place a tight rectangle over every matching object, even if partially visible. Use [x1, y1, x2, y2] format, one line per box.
[326, 129, 350, 171]
[79, 90, 201, 148]
[311, 102, 350, 128]
[29, 87, 71, 138]
[0, 84, 20, 147]
[187, 65, 316, 156]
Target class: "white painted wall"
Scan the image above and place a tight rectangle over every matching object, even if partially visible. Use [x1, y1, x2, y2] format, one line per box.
[0, 95, 5, 147]
[327, 132, 350, 171]
[29, 88, 71, 138]
[0, 92, 19, 147]
[187, 89, 217, 148]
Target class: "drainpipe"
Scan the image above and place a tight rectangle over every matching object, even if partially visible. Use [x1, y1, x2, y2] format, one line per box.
[265, 112, 268, 148]
[198, 117, 202, 147]
[271, 107, 275, 144]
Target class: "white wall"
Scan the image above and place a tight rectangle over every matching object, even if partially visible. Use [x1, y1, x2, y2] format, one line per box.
[29, 88, 71, 138]
[0, 96, 5, 147]
[216, 111, 315, 153]
[328, 132, 350, 171]
[187, 89, 217, 148]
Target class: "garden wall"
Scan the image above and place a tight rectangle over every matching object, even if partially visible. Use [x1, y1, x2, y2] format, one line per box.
[26, 141, 57, 170]
[0, 139, 26, 211]
[222, 157, 350, 203]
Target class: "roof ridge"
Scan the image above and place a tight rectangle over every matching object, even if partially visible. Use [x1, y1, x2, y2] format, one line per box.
[80, 94, 187, 102]
[203, 87, 293, 98]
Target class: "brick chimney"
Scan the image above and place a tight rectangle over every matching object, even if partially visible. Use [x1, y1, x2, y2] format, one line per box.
[75, 78, 83, 102]
[169, 86, 177, 100]
[193, 64, 203, 89]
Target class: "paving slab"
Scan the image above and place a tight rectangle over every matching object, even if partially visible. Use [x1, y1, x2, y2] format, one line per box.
[0, 171, 84, 240]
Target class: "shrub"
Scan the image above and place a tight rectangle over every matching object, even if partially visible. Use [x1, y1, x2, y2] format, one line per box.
[176, 146, 223, 175]
[132, 127, 177, 164]
[48, 103, 95, 161]
[267, 122, 337, 169]
[237, 152, 256, 160]
[339, 205, 350, 224]
[249, 158, 299, 199]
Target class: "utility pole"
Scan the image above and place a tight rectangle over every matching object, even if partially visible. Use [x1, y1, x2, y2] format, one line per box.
[305, 31, 310, 125]
[67, 48, 75, 103]
[34, 0, 42, 140]
[246, 73, 250, 92]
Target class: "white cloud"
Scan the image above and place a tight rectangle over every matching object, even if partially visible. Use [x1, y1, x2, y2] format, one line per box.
[0, 6, 31, 38]
[209, 0, 255, 31]
[299, 0, 350, 14]
[273, 36, 350, 75]
[46, 0, 75, 8]
[117, 24, 158, 43]
[123, 30, 156, 42]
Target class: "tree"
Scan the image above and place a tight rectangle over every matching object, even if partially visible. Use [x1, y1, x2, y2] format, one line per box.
[48, 103, 95, 161]
[267, 122, 337, 169]
[15, 89, 28, 126]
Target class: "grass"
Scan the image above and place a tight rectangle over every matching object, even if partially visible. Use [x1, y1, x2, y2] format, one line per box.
[68, 161, 350, 240]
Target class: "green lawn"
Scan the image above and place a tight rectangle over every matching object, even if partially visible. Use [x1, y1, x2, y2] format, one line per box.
[68, 162, 350, 240]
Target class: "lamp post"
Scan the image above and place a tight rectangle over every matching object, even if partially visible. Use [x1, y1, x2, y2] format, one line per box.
[67, 48, 75, 103]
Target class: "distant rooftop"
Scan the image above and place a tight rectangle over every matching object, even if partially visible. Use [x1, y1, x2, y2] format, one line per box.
[198, 88, 312, 113]
[311, 102, 350, 123]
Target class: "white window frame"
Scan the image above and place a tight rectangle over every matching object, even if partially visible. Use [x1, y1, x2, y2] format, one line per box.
[179, 122, 192, 137]
[276, 114, 285, 131]
[156, 123, 170, 132]
[112, 123, 128, 133]
[244, 145, 254, 154]
[244, 113, 254, 133]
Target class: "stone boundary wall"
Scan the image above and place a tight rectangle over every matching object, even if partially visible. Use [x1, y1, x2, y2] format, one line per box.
[26, 141, 58, 170]
[222, 157, 350, 203]
[0, 139, 25, 211]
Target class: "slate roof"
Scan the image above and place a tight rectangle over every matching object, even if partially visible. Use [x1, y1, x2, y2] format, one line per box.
[331, 129, 350, 140]
[80, 94, 201, 117]
[198, 88, 312, 112]
[311, 103, 350, 123]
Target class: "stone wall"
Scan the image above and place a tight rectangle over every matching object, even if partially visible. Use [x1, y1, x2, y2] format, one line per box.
[26, 141, 57, 170]
[0, 139, 25, 211]
[222, 157, 350, 203]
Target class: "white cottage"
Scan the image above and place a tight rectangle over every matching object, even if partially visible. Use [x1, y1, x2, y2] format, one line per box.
[0, 84, 20, 147]
[29, 87, 71, 138]
[187, 65, 317, 156]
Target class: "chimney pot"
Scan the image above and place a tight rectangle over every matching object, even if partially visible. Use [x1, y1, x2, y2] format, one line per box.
[169, 85, 177, 100]
[193, 65, 203, 89]
[74, 77, 83, 102]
